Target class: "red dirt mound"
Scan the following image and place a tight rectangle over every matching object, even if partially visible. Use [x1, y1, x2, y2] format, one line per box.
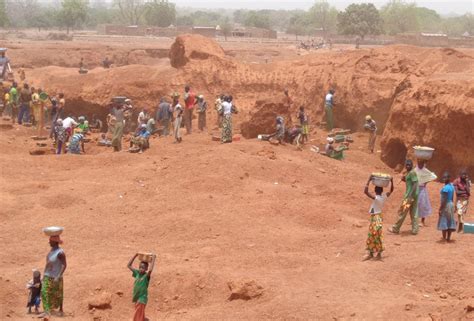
[240, 95, 292, 139]
[169, 34, 226, 68]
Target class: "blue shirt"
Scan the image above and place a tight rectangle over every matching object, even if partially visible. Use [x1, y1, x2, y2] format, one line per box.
[139, 130, 150, 139]
[441, 183, 454, 203]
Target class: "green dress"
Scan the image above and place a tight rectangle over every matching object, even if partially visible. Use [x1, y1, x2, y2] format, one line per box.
[132, 269, 150, 304]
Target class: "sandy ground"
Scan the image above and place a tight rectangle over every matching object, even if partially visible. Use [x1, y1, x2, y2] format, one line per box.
[0, 121, 473, 321]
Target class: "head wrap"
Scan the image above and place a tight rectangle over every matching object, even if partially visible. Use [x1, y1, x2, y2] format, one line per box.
[327, 137, 334, 143]
[49, 235, 63, 244]
[365, 115, 371, 120]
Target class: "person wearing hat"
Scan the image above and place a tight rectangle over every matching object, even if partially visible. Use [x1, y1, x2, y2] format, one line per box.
[130, 124, 150, 153]
[324, 136, 346, 160]
[364, 115, 377, 153]
[77, 116, 89, 134]
[39, 235, 67, 319]
[197, 94, 207, 132]
[324, 89, 335, 131]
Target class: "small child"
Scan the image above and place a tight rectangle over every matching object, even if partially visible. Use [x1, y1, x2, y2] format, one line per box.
[363, 175, 394, 261]
[127, 253, 156, 321]
[297, 106, 309, 143]
[98, 133, 112, 146]
[26, 270, 42, 314]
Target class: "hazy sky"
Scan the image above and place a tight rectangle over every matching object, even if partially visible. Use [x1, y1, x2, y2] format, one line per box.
[172, 0, 473, 15]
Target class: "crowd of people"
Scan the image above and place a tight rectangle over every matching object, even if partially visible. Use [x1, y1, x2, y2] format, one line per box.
[1, 74, 470, 320]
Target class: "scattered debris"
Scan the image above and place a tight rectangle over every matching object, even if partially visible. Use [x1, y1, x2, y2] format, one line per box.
[88, 292, 112, 310]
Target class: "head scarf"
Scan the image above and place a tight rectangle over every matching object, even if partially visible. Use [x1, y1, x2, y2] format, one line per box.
[49, 235, 63, 244]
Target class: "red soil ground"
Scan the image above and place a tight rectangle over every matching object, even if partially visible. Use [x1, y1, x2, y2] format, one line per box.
[0, 35, 473, 321]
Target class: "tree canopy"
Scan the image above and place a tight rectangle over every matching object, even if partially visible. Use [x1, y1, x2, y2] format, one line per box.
[144, 0, 176, 27]
[59, 0, 89, 33]
[337, 3, 383, 38]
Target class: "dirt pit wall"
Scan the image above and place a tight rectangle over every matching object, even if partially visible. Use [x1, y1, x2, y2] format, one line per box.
[20, 35, 474, 173]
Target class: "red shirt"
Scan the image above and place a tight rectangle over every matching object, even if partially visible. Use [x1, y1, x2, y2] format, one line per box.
[184, 91, 195, 109]
[453, 178, 471, 198]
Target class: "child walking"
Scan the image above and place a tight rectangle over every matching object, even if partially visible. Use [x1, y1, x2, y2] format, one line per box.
[26, 270, 42, 314]
[363, 175, 394, 261]
[297, 106, 309, 143]
[127, 253, 156, 321]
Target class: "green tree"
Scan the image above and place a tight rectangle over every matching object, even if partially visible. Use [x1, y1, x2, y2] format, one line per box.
[219, 16, 232, 41]
[0, 0, 8, 27]
[414, 7, 441, 33]
[244, 10, 271, 29]
[114, 0, 146, 25]
[287, 12, 311, 39]
[337, 3, 383, 39]
[381, 0, 419, 35]
[308, 0, 338, 34]
[59, 0, 89, 33]
[176, 15, 193, 26]
[144, 0, 176, 27]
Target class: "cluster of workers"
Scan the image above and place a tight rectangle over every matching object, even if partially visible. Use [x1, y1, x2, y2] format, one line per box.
[362, 160, 471, 261]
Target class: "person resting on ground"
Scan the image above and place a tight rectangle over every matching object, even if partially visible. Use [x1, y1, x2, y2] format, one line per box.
[324, 137, 347, 160]
[98, 133, 112, 147]
[285, 126, 303, 148]
[130, 124, 151, 153]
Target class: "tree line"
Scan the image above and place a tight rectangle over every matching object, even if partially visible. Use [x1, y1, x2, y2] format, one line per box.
[0, 0, 472, 38]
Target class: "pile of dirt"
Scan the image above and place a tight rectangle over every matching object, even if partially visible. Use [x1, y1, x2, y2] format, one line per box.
[240, 95, 292, 139]
[169, 33, 226, 68]
[17, 36, 474, 173]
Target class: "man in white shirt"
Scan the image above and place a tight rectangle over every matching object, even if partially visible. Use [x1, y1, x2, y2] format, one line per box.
[325, 89, 335, 131]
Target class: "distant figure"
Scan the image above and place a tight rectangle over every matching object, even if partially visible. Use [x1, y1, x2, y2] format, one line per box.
[355, 36, 360, 49]
[183, 85, 195, 134]
[220, 95, 238, 143]
[102, 57, 112, 69]
[196, 95, 207, 132]
[364, 115, 377, 153]
[215, 94, 223, 128]
[111, 104, 125, 152]
[18, 83, 32, 124]
[324, 89, 335, 131]
[297, 106, 309, 144]
[171, 93, 183, 143]
[79, 58, 88, 74]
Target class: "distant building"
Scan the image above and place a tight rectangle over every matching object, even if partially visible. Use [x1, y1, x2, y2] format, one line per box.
[230, 27, 277, 39]
[192, 26, 217, 38]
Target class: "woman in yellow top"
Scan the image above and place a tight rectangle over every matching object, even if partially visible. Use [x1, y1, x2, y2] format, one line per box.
[31, 87, 42, 126]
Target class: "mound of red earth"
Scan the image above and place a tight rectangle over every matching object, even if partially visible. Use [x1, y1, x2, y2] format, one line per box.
[20, 35, 474, 173]
[169, 34, 226, 68]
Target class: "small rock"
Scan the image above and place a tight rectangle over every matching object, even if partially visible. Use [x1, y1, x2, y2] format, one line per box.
[466, 304, 474, 312]
[350, 312, 356, 317]
[439, 293, 448, 299]
[173, 295, 179, 300]
[405, 303, 414, 311]
[394, 242, 402, 246]
[352, 223, 363, 228]
[256, 189, 263, 194]
[95, 286, 102, 291]
[116, 291, 123, 297]
[228, 280, 264, 301]
[88, 292, 112, 310]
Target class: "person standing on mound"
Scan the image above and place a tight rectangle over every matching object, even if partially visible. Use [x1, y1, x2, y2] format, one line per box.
[389, 159, 419, 235]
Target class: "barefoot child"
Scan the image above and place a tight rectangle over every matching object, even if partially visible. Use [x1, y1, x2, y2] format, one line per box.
[438, 172, 456, 242]
[127, 253, 156, 321]
[26, 270, 42, 314]
[363, 175, 394, 260]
